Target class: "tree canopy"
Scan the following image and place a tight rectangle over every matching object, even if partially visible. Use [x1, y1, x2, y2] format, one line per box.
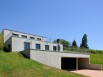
[54, 39, 70, 49]
[72, 40, 78, 48]
[80, 34, 89, 49]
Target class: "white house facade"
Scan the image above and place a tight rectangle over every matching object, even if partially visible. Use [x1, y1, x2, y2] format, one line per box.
[2, 29, 63, 52]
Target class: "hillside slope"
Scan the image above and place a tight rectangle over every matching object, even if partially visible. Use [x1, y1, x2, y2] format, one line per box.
[0, 51, 86, 77]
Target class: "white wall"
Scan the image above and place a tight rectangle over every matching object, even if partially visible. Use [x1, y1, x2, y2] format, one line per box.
[11, 37, 63, 52]
[21, 50, 102, 70]
[30, 50, 90, 69]
[3, 29, 63, 52]
[3, 29, 47, 42]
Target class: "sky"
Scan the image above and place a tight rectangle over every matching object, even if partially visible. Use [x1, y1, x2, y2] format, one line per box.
[0, 0, 103, 50]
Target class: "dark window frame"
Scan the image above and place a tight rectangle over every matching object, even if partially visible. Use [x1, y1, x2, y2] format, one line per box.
[24, 42, 30, 50]
[53, 46, 57, 51]
[21, 35, 27, 38]
[45, 45, 49, 50]
[30, 37, 35, 40]
[37, 38, 41, 41]
[35, 44, 41, 50]
[12, 33, 19, 37]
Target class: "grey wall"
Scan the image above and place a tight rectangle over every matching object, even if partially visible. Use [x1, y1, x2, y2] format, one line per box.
[24, 50, 90, 69]
[4, 37, 12, 51]
[21, 50, 102, 70]
[78, 58, 102, 70]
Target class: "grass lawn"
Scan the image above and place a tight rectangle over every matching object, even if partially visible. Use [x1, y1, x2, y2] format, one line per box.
[90, 54, 103, 69]
[0, 51, 87, 77]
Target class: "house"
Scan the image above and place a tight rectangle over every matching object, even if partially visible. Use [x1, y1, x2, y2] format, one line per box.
[1, 29, 102, 70]
[2, 29, 63, 52]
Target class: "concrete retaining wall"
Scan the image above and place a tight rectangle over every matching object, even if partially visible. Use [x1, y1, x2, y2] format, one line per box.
[21, 50, 102, 70]
[78, 58, 102, 70]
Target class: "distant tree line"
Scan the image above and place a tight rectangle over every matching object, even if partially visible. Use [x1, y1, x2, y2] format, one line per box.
[54, 34, 89, 50]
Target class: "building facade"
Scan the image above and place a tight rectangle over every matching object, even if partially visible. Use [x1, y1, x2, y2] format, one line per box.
[2, 29, 63, 52]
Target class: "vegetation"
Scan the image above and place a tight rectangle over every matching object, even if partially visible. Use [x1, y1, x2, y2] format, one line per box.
[54, 39, 70, 49]
[0, 51, 86, 77]
[72, 40, 78, 48]
[0, 34, 3, 51]
[80, 34, 89, 49]
[64, 47, 103, 54]
[90, 54, 103, 69]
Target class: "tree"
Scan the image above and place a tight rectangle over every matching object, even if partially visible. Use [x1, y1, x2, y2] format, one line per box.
[0, 34, 4, 51]
[72, 40, 78, 48]
[80, 34, 89, 49]
[54, 39, 70, 49]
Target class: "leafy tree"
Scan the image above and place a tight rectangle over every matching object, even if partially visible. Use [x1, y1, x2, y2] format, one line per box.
[54, 39, 70, 49]
[80, 34, 89, 49]
[72, 40, 78, 48]
[0, 33, 4, 51]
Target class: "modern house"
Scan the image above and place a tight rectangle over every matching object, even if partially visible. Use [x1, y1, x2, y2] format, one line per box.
[1, 29, 102, 70]
[2, 29, 63, 52]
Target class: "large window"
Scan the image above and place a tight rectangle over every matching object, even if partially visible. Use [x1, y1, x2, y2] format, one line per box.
[24, 42, 30, 50]
[45, 45, 49, 50]
[53, 46, 57, 51]
[21, 35, 27, 39]
[36, 44, 40, 50]
[12, 33, 19, 37]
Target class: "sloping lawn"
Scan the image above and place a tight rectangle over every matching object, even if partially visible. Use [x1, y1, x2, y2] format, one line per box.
[0, 51, 86, 77]
[90, 54, 103, 69]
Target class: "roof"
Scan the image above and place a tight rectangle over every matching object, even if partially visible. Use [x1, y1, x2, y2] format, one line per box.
[3, 29, 46, 38]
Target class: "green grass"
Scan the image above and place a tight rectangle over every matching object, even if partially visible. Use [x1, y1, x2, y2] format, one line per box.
[90, 54, 103, 69]
[0, 51, 86, 77]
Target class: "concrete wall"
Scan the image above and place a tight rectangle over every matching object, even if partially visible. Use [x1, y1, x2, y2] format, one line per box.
[3, 29, 12, 43]
[21, 50, 30, 58]
[4, 37, 12, 51]
[12, 37, 28, 52]
[28, 50, 89, 69]
[78, 58, 102, 70]
[21, 50, 102, 70]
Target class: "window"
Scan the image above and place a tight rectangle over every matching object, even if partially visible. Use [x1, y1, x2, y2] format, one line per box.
[53, 46, 57, 51]
[37, 38, 41, 41]
[36, 44, 40, 49]
[21, 35, 27, 38]
[45, 45, 49, 50]
[12, 33, 19, 37]
[24, 42, 30, 50]
[30, 37, 35, 40]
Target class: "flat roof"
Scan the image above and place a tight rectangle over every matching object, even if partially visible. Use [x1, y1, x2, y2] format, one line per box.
[3, 29, 46, 38]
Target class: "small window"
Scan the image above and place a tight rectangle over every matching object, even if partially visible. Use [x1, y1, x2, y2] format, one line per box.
[30, 37, 35, 40]
[53, 46, 57, 51]
[37, 38, 41, 41]
[36, 44, 40, 49]
[21, 35, 27, 38]
[45, 45, 49, 50]
[12, 33, 19, 37]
